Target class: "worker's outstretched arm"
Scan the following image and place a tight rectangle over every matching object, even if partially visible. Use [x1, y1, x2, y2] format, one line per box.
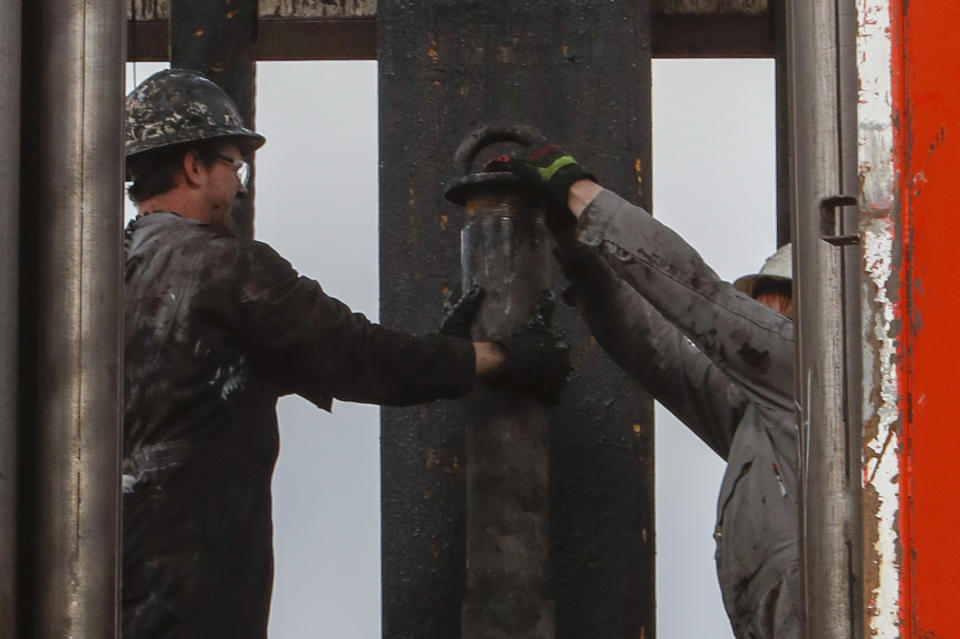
[219, 240, 567, 408]
[493, 144, 793, 411]
[557, 238, 746, 459]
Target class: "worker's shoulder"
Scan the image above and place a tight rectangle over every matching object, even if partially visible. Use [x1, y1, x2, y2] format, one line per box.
[127, 215, 295, 290]
[131, 213, 285, 262]
[205, 232, 298, 288]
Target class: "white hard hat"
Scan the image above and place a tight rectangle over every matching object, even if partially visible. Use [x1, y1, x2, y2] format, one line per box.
[733, 243, 792, 297]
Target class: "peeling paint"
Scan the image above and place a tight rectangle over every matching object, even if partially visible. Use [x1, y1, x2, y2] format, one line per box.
[858, 0, 901, 636]
[862, 220, 901, 639]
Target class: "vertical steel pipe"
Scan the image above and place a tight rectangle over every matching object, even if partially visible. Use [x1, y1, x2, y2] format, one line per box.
[170, 0, 258, 239]
[786, 0, 862, 635]
[23, 1, 126, 636]
[0, 0, 21, 635]
[446, 154, 554, 638]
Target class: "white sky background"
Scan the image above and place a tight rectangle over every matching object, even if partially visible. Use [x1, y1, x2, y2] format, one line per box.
[126, 58, 775, 639]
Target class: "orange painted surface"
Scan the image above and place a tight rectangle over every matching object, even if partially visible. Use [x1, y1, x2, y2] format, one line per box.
[899, 0, 960, 634]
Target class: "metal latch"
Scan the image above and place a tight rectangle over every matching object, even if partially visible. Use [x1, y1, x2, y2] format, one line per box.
[820, 195, 859, 246]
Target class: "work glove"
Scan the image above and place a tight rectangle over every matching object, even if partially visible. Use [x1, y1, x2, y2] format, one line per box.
[485, 143, 595, 211]
[495, 291, 571, 401]
[440, 284, 485, 339]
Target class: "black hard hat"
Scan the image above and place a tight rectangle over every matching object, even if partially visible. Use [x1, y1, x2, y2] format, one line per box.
[125, 68, 265, 161]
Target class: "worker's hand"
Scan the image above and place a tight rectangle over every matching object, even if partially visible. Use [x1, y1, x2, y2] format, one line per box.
[485, 144, 595, 211]
[495, 291, 571, 401]
[440, 284, 485, 339]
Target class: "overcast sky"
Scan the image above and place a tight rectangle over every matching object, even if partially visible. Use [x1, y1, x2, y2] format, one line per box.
[126, 57, 775, 639]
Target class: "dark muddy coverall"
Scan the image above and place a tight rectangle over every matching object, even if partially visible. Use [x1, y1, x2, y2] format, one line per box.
[122, 212, 475, 639]
[558, 190, 798, 638]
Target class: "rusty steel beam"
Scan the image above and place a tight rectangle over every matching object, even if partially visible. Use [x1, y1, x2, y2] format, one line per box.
[129, 16, 772, 61]
[256, 18, 377, 60]
[652, 13, 773, 57]
[130, 0, 765, 20]
[127, 0, 776, 61]
[170, 0, 259, 238]
[378, 2, 654, 638]
[130, 0, 376, 20]
[129, 18, 377, 61]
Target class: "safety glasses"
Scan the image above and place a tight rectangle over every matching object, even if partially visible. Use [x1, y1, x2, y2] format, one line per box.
[213, 153, 251, 188]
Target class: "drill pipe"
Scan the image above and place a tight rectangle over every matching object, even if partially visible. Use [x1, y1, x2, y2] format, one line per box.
[21, 1, 126, 636]
[458, 185, 555, 639]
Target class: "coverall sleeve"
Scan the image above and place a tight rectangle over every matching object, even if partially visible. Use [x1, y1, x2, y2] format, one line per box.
[558, 243, 746, 459]
[223, 239, 476, 408]
[576, 189, 795, 411]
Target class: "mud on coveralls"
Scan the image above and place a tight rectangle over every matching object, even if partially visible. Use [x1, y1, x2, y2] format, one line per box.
[122, 212, 476, 639]
[557, 190, 799, 638]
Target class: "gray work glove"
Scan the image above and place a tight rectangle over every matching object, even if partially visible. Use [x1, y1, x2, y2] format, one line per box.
[495, 291, 571, 401]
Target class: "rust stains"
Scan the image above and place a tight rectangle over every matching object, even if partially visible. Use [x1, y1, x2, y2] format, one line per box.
[427, 33, 439, 64]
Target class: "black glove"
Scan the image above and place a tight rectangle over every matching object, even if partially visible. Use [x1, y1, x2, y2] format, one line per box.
[485, 143, 595, 210]
[496, 291, 571, 401]
[440, 284, 485, 338]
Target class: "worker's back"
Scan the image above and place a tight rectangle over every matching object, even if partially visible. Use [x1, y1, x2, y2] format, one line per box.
[122, 212, 285, 639]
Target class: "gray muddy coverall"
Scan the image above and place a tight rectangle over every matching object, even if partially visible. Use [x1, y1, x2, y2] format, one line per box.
[558, 190, 798, 638]
[122, 212, 476, 638]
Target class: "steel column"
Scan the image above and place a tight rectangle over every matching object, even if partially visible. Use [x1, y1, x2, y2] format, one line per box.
[18, 1, 126, 637]
[170, 0, 258, 238]
[0, 0, 21, 635]
[378, 3, 653, 638]
[786, 0, 861, 635]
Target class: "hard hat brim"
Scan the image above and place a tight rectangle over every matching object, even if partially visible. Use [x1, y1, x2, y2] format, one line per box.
[733, 273, 792, 298]
[126, 130, 266, 162]
[124, 132, 266, 181]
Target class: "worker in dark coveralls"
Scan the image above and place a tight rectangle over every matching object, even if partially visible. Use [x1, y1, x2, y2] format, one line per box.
[121, 69, 569, 639]
[492, 142, 798, 638]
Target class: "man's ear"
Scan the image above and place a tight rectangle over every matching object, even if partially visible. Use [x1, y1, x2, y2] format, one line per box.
[180, 150, 206, 188]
